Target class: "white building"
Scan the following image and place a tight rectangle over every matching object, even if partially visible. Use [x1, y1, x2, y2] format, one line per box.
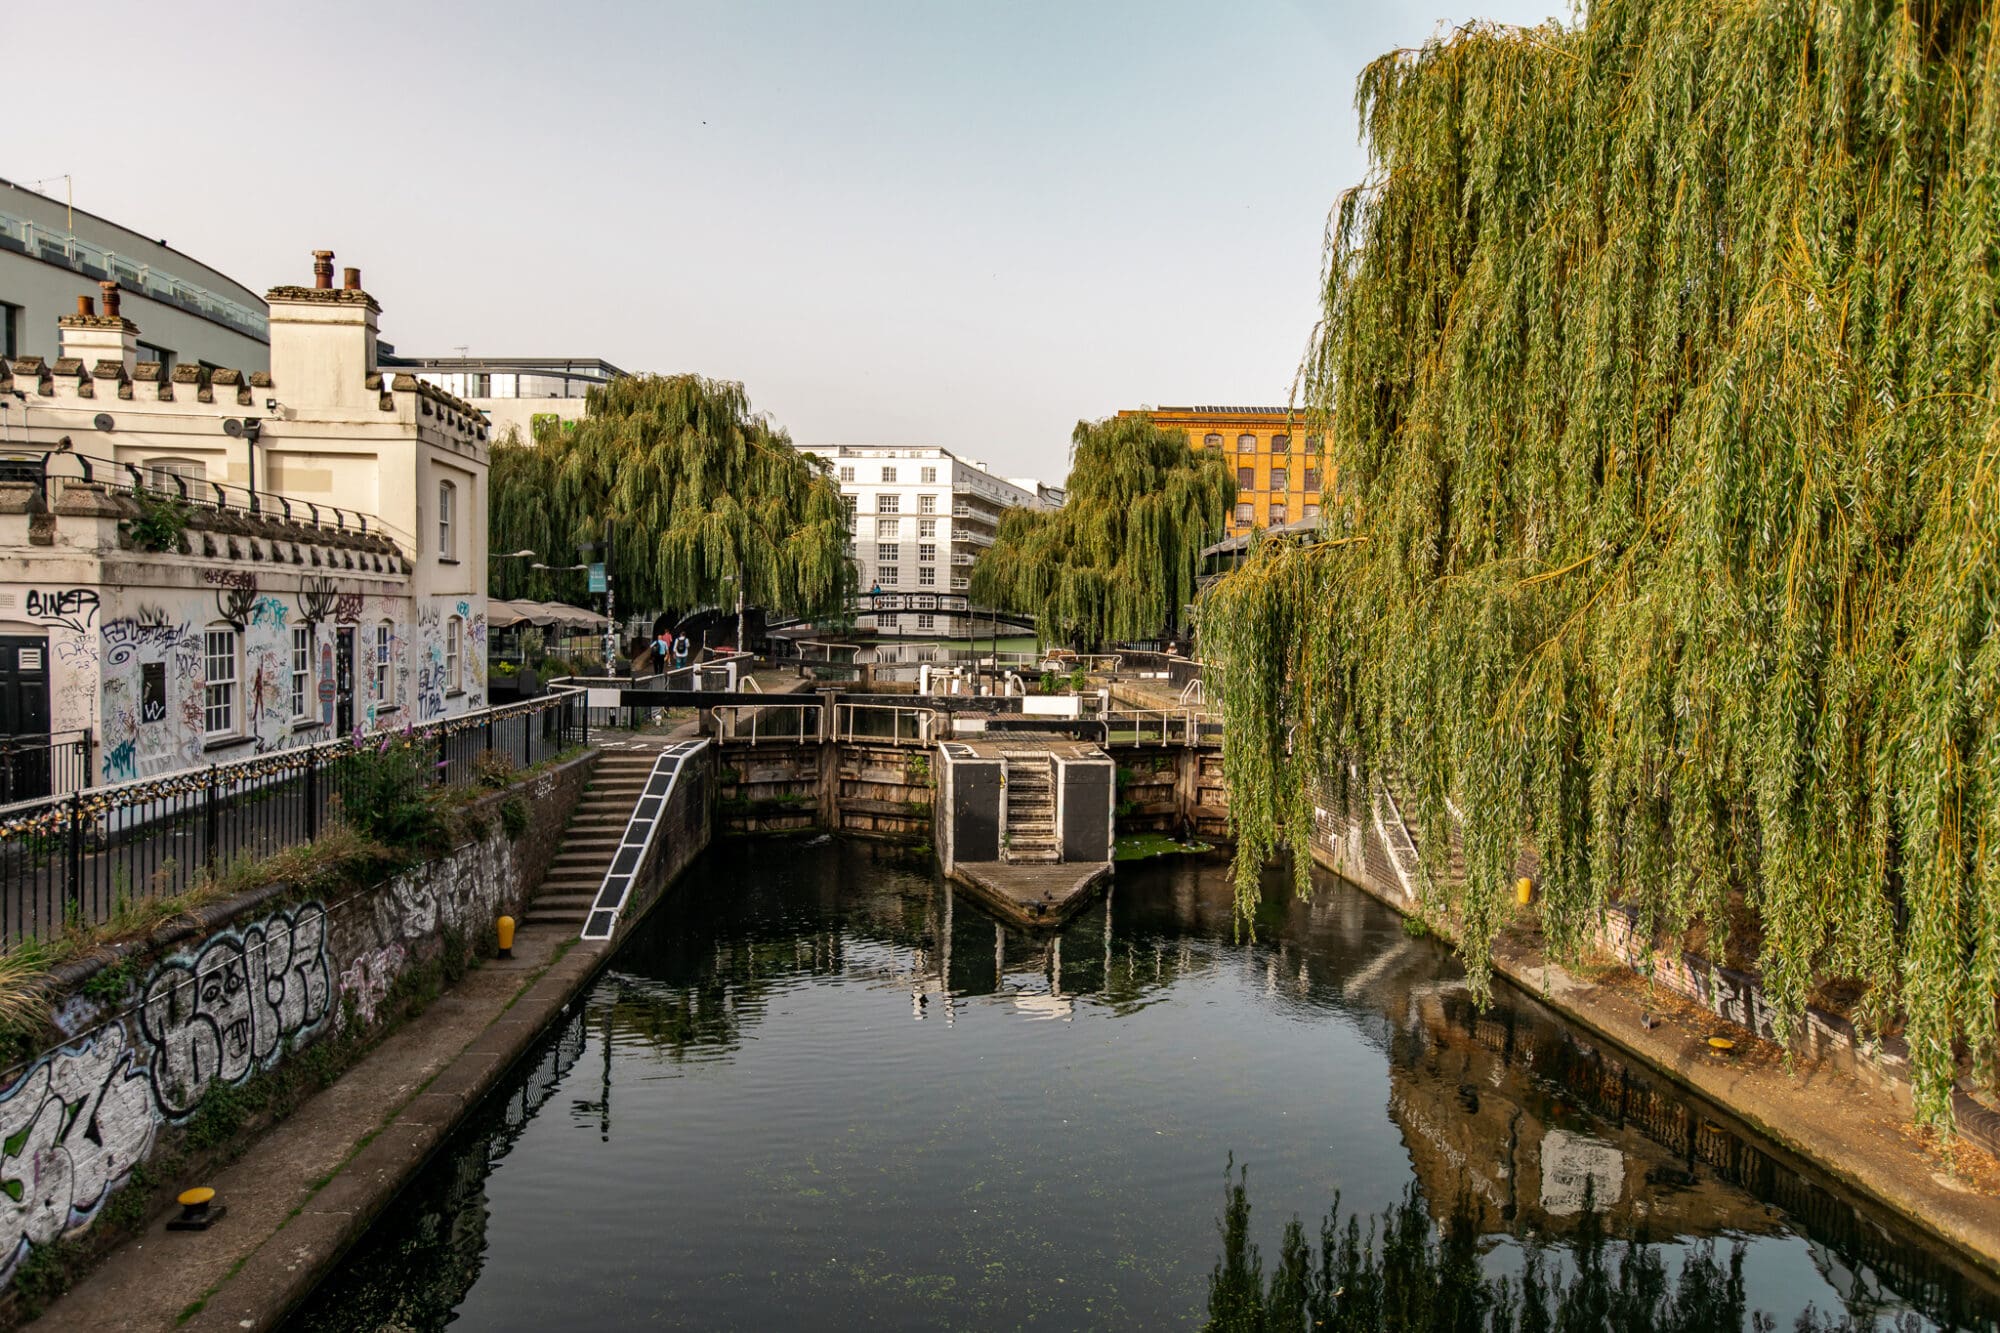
[0, 176, 269, 383]
[0, 250, 489, 786]
[384, 353, 625, 445]
[801, 444, 1051, 639]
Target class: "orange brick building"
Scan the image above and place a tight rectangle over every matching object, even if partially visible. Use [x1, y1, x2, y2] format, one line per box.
[1118, 406, 1325, 538]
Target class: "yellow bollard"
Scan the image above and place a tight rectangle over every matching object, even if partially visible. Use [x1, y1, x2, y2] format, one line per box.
[1515, 876, 1534, 907]
[497, 914, 516, 959]
[167, 1186, 224, 1231]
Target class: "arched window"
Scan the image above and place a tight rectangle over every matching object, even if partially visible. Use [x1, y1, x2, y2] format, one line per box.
[1237, 433, 1256, 453]
[437, 480, 458, 561]
[1203, 433, 1222, 450]
[447, 615, 464, 694]
[203, 624, 239, 737]
[1304, 434, 1323, 452]
[1271, 434, 1290, 454]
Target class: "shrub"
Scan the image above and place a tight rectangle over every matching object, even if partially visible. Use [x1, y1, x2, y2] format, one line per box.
[500, 795, 530, 839]
[334, 732, 446, 852]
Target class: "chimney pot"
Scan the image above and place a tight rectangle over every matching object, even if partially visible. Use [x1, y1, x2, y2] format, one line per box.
[75, 295, 95, 317]
[98, 282, 121, 319]
[342, 266, 361, 291]
[312, 249, 335, 290]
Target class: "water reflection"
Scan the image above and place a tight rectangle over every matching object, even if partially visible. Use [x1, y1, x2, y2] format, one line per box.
[287, 842, 2000, 1332]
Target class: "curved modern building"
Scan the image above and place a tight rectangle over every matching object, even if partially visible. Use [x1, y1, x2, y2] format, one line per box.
[0, 175, 269, 378]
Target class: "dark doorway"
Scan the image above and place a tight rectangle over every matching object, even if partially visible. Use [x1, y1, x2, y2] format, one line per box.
[0, 635, 52, 800]
[336, 628, 356, 735]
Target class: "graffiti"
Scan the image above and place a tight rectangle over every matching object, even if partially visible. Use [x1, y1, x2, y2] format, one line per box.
[54, 638, 97, 669]
[319, 641, 336, 725]
[100, 613, 193, 668]
[23, 588, 99, 635]
[417, 603, 441, 630]
[103, 740, 137, 782]
[0, 1027, 158, 1282]
[334, 593, 364, 625]
[376, 876, 441, 942]
[338, 944, 406, 1029]
[416, 662, 446, 721]
[250, 596, 289, 630]
[201, 569, 257, 590]
[138, 903, 332, 1117]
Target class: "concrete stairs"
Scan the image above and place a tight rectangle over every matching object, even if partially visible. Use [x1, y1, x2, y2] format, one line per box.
[522, 750, 659, 929]
[1002, 754, 1060, 865]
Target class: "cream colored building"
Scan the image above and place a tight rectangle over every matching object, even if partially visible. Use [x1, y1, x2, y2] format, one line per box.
[0, 251, 490, 784]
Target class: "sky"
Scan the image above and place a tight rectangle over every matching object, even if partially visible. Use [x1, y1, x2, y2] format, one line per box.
[10, 1, 1559, 482]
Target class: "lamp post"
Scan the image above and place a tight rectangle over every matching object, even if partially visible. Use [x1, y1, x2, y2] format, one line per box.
[531, 561, 591, 665]
[577, 536, 614, 669]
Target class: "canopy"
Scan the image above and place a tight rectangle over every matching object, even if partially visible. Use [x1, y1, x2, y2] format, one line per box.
[487, 599, 605, 631]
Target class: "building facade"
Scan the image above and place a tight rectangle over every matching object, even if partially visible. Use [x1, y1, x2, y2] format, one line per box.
[0, 176, 269, 381]
[0, 251, 490, 787]
[802, 445, 1047, 639]
[1120, 406, 1325, 538]
[385, 353, 625, 446]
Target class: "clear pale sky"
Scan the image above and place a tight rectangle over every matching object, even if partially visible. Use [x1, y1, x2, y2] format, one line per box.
[12, 1, 1557, 481]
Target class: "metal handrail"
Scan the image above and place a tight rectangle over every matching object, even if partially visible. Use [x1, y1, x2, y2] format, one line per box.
[33, 447, 384, 537]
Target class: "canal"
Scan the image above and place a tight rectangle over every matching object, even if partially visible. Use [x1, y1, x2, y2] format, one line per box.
[286, 840, 2000, 1331]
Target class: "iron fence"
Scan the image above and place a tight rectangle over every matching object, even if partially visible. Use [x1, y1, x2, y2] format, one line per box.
[0, 732, 94, 804]
[0, 691, 586, 949]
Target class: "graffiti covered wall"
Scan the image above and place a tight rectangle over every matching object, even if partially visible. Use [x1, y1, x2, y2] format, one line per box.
[0, 751, 592, 1287]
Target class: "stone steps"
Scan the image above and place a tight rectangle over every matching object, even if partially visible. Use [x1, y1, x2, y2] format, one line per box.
[528, 752, 664, 928]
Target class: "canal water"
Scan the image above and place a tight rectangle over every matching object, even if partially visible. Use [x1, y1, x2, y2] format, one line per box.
[287, 840, 2000, 1331]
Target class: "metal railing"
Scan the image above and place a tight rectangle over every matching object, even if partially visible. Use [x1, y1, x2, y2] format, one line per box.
[832, 704, 937, 746]
[0, 209, 269, 341]
[0, 690, 585, 949]
[0, 732, 94, 803]
[712, 702, 823, 745]
[1099, 709, 1223, 746]
[30, 448, 386, 537]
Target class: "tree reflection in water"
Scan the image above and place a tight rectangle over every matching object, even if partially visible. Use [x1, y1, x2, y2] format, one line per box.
[1202, 1164, 1919, 1333]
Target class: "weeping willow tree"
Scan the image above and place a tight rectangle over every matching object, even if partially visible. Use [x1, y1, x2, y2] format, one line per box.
[490, 374, 853, 641]
[1203, 2, 2000, 1126]
[971, 415, 1234, 649]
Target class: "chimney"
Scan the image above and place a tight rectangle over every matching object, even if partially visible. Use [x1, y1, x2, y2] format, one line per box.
[58, 285, 138, 377]
[266, 249, 380, 410]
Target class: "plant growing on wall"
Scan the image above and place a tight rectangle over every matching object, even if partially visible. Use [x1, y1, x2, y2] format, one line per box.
[121, 488, 190, 553]
[333, 730, 446, 852]
[489, 376, 855, 643]
[1204, 2, 2000, 1126]
[971, 416, 1234, 651]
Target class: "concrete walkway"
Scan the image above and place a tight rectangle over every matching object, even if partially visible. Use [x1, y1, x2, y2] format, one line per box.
[33, 920, 611, 1332]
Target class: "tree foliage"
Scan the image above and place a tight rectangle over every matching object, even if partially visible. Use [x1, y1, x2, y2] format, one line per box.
[1203, 2, 2000, 1124]
[490, 374, 853, 625]
[971, 415, 1234, 648]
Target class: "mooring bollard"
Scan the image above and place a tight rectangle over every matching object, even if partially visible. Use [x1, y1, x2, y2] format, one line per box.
[498, 914, 516, 959]
[168, 1186, 225, 1231]
[1515, 876, 1534, 906]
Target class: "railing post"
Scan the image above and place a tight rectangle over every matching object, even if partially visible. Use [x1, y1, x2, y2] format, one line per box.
[64, 791, 84, 921]
[203, 764, 220, 869]
[304, 745, 319, 841]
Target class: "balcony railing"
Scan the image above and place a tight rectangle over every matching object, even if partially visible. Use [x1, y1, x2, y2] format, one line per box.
[0, 210, 269, 342]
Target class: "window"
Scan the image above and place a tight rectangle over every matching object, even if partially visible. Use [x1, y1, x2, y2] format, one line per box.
[918, 494, 936, 514]
[137, 341, 177, 375]
[374, 622, 395, 705]
[1271, 468, 1289, 493]
[204, 628, 238, 737]
[1237, 433, 1256, 453]
[1272, 434, 1290, 454]
[1270, 503, 1289, 525]
[290, 626, 312, 721]
[879, 612, 898, 628]
[880, 566, 900, 586]
[877, 542, 899, 563]
[878, 494, 900, 514]
[921, 466, 936, 483]
[919, 566, 936, 586]
[840, 494, 856, 523]
[1235, 502, 1254, 525]
[839, 466, 855, 482]
[1237, 468, 1254, 490]
[918, 543, 936, 562]
[0, 302, 17, 360]
[1302, 503, 1321, 521]
[881, 466, 897, 483]
[447, 615, 464, 694]
[1305, 434, 1322, 452]
[877, 518, 900, 539]
[917, 613, 935, 630]
[1203, 433, 1222, 450]
[437, 480, 457, 560]
[1304, 468, 1321, 491]
[146, 457, 206, 496]
[918, 518, 936, 538]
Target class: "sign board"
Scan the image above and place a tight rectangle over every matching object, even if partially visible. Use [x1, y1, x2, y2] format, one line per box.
[588, 563, 607, 593]
[587, 687, 620, 710]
